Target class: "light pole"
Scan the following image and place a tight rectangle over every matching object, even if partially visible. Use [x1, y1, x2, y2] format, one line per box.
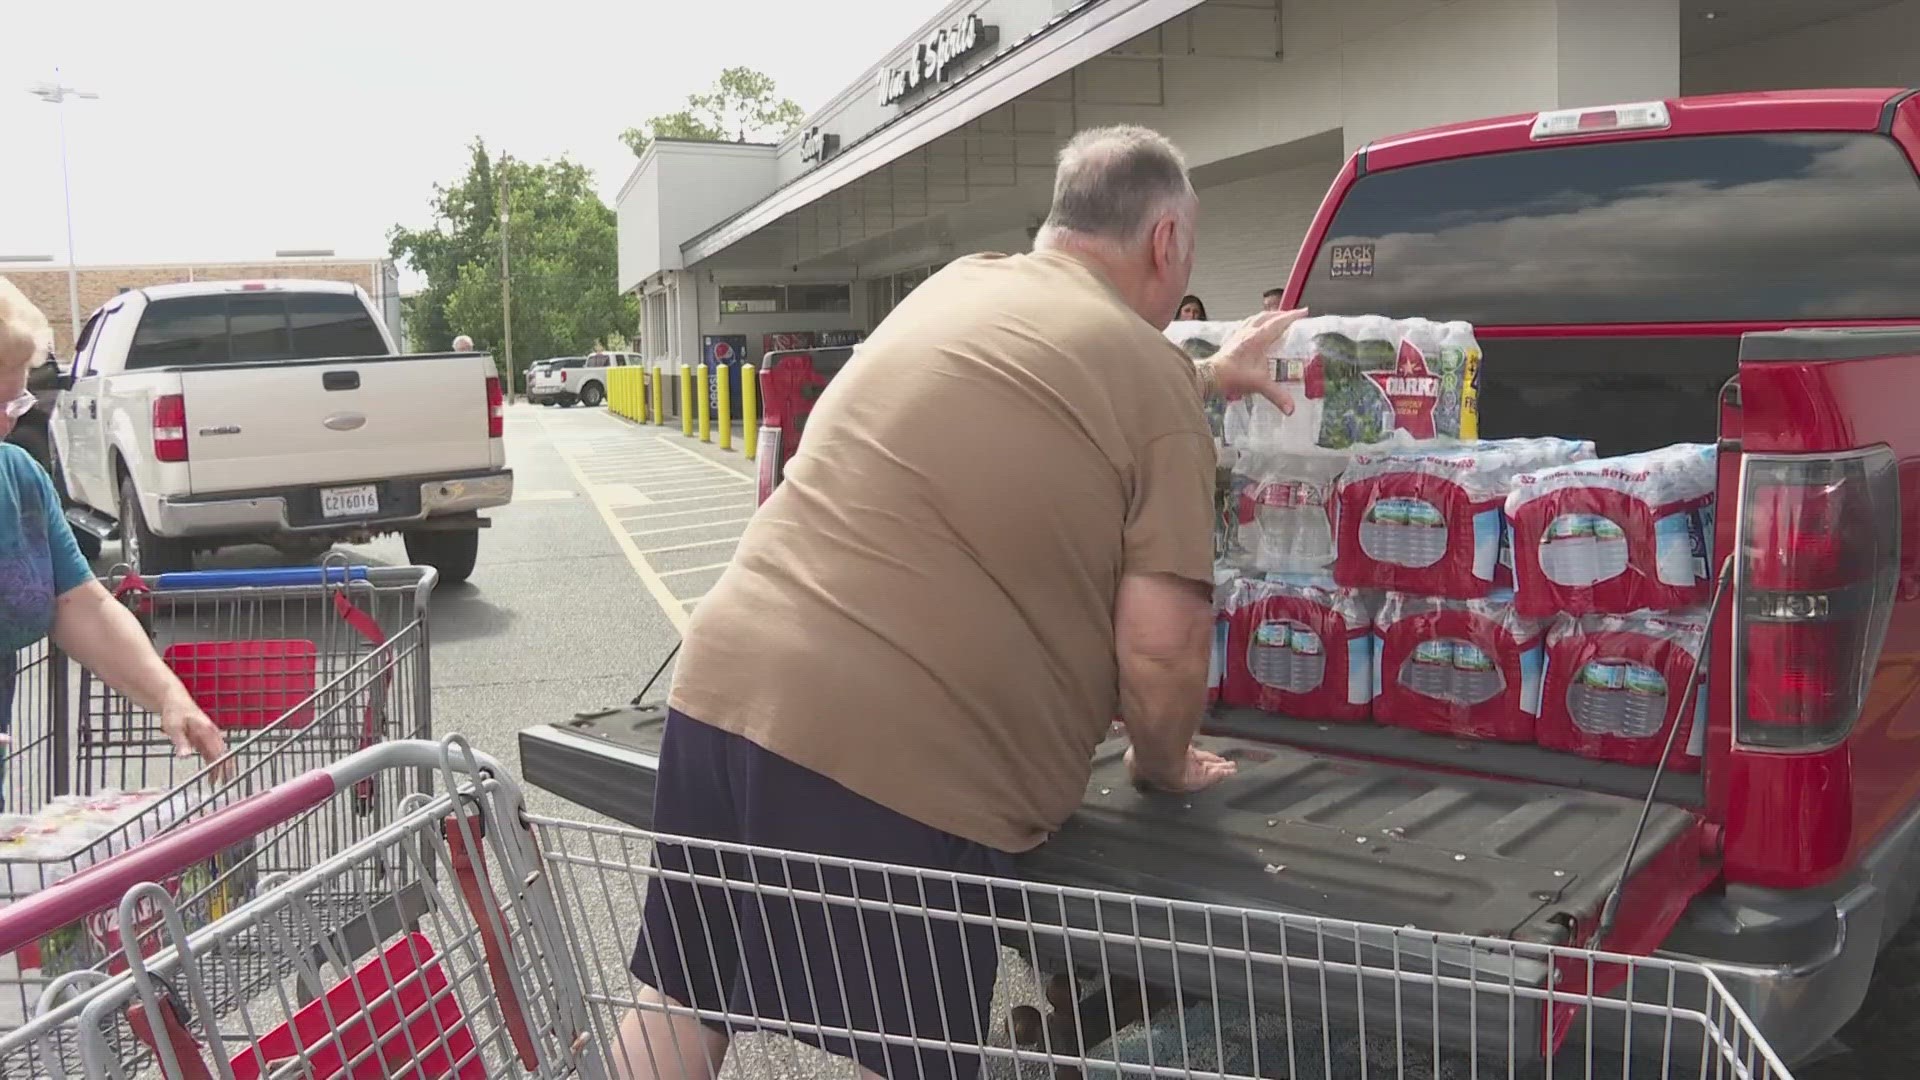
[28, 70, 98, 350]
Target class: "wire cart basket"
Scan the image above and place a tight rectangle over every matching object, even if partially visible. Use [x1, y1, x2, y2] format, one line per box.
[0, 738, 1795, 1080]
[0, 563, 435, 1035]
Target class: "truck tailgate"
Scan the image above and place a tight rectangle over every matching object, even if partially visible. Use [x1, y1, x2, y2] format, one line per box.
[520, 707, 1711, 947]
[180, 355, 492, 493]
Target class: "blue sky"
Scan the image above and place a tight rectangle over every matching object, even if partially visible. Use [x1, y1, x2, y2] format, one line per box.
[1, 0, 941, 279]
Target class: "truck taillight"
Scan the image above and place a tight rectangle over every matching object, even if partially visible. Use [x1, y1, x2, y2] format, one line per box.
[1735, 450, 1898, 749]
[560, 370, 568, 384]
[153, 394, 188, 462]
[485, 375, 504, 438]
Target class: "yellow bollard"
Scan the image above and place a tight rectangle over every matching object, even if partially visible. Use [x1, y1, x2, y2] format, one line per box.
[680, 365, 694, 436]
[653, 367, 665, 425]
[696, 364, 711, 443]
[742, 364, 758, 460]
[717, 371, 733, 451]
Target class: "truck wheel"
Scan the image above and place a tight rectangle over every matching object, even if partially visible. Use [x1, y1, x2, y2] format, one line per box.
[404, 528, 479, 585]
[559, 396, 578, 409]
[580, 383, 605, 407]
[118, 476, 192, 575]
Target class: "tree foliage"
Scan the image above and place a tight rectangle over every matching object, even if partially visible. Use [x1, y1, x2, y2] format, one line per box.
[621, 66, 805, 158]
[389, 139, 635, 388]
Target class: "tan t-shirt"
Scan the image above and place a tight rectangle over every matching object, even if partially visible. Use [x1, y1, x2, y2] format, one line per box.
[668, 250, 1215, 852]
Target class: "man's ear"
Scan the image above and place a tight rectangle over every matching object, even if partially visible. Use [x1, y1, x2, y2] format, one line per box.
[1149, 215, 1181, 274]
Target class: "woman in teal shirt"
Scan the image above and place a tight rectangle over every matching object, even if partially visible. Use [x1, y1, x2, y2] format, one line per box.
[1, 281, 226, 772]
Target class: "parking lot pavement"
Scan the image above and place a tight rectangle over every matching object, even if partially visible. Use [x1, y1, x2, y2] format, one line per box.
[169, 402, 704, 818]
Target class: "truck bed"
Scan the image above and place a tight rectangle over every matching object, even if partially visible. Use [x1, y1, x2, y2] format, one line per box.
[519, 705, 1700, 946]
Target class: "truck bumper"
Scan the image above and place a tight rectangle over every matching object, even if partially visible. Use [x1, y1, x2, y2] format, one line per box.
[153, 468, 514, 537]
[1657, 793, 1920, 1065]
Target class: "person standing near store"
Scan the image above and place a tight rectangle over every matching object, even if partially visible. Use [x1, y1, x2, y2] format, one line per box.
[613, 126, 1304, 1080]
[0, 280, 228, 783]
[1177, 293, 1209, 320]
[1262, 287, 1287, 312]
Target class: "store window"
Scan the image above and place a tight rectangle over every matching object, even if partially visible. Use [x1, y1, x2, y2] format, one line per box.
[718, 283, 852, 315]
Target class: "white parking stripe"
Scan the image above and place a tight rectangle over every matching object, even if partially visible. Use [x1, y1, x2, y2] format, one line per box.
[627, 517, 753, 538]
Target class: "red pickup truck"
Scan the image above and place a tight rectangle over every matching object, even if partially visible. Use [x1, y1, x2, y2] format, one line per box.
[522, 88, 1920, 1067]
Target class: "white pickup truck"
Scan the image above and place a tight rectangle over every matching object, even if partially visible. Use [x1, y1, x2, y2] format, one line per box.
[50, 279, 512, 583]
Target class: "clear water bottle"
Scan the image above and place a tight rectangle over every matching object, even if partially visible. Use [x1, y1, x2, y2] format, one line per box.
[1592, 516, 1629, 584]
[1406, 638, 1453, 700]
[1451, 641, 1500, 706]
[1250, 620, 1294, 690]
[1572, 661, 1627, 736]
[1620, 664, 1668, 738]
[1289, 624, 1325, 693]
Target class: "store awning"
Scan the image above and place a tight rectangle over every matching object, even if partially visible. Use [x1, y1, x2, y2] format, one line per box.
[679, 0, 1212, 266]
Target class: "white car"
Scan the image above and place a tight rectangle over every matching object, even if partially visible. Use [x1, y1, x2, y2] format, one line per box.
[528, 351, 637, 408]
[51, 279, 513, 582]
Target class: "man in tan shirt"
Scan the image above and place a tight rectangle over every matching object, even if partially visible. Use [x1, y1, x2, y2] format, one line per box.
[618, 126, 1303, 1080]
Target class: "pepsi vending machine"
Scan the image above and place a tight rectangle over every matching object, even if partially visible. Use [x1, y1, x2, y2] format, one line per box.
[701, 335, 747, 420]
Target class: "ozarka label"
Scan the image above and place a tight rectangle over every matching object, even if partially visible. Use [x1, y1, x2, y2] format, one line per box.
[1363, 339, 1442, 439]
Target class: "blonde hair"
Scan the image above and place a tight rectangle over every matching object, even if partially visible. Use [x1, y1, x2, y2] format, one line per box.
[0, 278, 54, 373]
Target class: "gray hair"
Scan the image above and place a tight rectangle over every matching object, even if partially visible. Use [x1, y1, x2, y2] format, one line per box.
[0, 278, 53, 374]
[1038, 126, 1195, 245]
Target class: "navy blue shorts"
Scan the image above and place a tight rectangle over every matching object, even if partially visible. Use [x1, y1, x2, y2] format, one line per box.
[630, 710, 1015, 1080]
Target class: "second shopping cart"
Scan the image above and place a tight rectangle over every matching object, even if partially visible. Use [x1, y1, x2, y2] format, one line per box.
[0, 561, 436, 1033]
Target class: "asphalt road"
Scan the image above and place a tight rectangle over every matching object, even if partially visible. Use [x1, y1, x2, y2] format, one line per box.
[173, 401, 1916, 1078]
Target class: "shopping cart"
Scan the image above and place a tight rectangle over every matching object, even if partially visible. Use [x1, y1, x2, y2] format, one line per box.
[0, 563, 435, 1034]
[0, 737, 1795, 1079]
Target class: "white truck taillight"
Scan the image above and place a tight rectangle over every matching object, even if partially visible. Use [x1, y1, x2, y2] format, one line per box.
[485, 375, 504, 438]
[1735, 449, 1898, 749]
[153, 394, 188, 463]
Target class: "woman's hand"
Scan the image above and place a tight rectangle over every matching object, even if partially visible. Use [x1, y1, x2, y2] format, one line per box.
[160, 695, 231, 773]
[54, 580, 234, 778]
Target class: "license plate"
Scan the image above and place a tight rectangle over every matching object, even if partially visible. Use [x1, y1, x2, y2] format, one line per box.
[320, 484, 380, 519]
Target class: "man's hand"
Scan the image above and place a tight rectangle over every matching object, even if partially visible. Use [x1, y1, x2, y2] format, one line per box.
[1125, 743, 1238, 794]
[1216, 308, 1308, 414]
[161, 697, 232, 778]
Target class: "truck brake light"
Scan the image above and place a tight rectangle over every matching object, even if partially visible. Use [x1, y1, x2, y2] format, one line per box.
[153, 394, 189, 462]
[485, 375, 504, 438]
[1735, 450, 1897, 749]
[1531, 101, 1669, 140]
[560, 370, 568, 384]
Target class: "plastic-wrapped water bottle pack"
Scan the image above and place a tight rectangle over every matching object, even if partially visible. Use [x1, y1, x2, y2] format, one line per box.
[1276, 315, 1483, 449]
[1222, 577, 1377, 722]
[1333, 437, 1594, 598]
[1506, 444, 1718, 617]
[1535, 611, 1710, 771]
[1371, 590, 1547, 743]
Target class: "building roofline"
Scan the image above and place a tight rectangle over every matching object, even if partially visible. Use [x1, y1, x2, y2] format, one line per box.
[681, 0, 1204, 264]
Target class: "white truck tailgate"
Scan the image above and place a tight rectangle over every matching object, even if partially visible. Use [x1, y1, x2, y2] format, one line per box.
[179, 356, 492, 493]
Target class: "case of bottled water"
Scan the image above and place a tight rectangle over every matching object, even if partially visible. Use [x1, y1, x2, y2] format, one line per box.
[1505, 444, 1717, 618]
[1371, 590, 1548, 742]
[1334, 437, 1594, 598]
[1221, 576, 1378, 721]
[1227, 446, 1354, 574]
[1536, 610, 1709, 771]
[1164, 320, 1245, 448]
[1277, 315, 1483, 449]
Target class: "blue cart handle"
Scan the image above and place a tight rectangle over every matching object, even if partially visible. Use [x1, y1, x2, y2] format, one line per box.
[150, 566, 371, 590]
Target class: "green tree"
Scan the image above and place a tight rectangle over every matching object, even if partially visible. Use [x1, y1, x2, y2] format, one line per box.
[389, 139, 635, 390]
[621, 66, 805, 158]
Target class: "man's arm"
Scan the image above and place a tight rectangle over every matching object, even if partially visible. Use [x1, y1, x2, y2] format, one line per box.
[1115, 571, 1234, 792]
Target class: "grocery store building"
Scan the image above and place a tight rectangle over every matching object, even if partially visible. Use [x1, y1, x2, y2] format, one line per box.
[617, 0, 1920, 369]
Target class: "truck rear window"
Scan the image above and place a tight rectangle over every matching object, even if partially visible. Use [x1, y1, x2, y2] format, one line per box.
[126, 292, 387, 368]
[1302, 132, 1920, 325]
